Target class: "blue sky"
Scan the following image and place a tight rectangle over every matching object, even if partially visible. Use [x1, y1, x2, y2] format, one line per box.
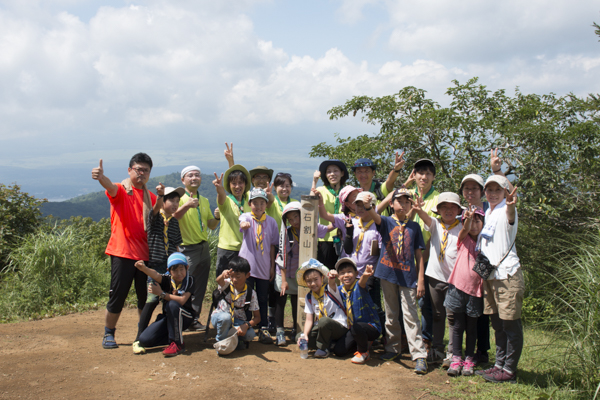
[1, 0, 599, 199]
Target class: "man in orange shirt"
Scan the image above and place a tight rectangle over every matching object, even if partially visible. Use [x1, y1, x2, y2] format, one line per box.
[92, 153, 157, 349]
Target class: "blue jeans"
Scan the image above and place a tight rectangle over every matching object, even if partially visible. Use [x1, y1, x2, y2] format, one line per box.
[211, 312, 256, 343]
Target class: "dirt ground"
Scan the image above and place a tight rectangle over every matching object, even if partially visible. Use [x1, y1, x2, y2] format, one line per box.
[0, 308, 455, 400]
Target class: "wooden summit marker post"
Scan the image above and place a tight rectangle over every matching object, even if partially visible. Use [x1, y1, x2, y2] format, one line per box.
[295, 195, 319, 337]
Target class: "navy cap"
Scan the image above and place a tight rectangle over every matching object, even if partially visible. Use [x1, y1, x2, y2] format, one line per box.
[351, 158, 377, 172]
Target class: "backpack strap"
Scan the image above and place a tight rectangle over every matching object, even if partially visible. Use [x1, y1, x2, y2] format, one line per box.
[243, 285, 254, 312]
[325, 287, 347, 316]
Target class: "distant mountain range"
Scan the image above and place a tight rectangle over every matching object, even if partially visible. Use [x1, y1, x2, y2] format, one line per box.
[41, 172, 312, 221]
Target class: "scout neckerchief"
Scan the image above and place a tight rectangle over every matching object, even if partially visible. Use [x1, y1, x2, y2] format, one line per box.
[392, 214, 410, 260]
[355, 218, 374, 254]
[347, 211, 357, 219]
[185, 189, 203, 232]
[291, 226, 299, 243]
[275, 195, 290, 212]
[312, 285, 327, 320]
[439, 219, 460, 262]
[252, 211, 267, 254]
[160, 211, 172, 254]
[341, 281, 356, 327]
[227, 193, 245, 214]
[229, 283, 247, 323]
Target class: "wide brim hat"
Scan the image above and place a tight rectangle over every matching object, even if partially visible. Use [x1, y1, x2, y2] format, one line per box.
[249, 166, 274, 182]
[164, 186, 185, 199]
[413, 158, 436, 175]
[213, 328, 238, 355]
[460, 174, 485, 191]
[484, 175, 510, 190]
[281, 201, 302, 223]
[432, 192, 467, 215]
[318, 159, 349, 187]
[296, 258, 330, 287]
[223, 164, 252, 195]
[351, 158, 376, 172]
[334, 257, 357, 271]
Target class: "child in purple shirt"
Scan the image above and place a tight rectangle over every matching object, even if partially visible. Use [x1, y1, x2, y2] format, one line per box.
[239, 188, 279, 344]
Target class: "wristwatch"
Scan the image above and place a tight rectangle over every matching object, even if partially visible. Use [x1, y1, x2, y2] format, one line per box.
[159, 292, 166, 300]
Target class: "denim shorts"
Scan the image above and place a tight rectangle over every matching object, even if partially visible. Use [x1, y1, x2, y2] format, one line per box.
[444, 284, 483, 318]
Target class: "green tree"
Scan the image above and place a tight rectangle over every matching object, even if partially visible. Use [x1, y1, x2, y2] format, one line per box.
[0, 183, 46, 269]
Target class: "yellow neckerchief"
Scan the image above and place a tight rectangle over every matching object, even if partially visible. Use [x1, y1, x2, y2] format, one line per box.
[439, 218, 460, 262]
[312, 285, 327, 320]
[291, 226, 299, 243]
[348, 211, 357, 219]
[170, 277, 182, 292]
[355, 218, 374, 254]
[392, 214, 410, 260]
[252, 212, 267, 254]
[341, 281, 356, 327]
[161, 211, 173, 254]
[229, 283, 247, 323]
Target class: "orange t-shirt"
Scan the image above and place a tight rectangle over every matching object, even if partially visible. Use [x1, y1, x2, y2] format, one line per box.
[105, 183, 157, 261]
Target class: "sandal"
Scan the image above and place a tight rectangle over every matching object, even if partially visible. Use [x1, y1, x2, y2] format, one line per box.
[102, 333, 118, 349]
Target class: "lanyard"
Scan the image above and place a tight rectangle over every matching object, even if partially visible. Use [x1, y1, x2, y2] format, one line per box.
[185, 190, 203, 232]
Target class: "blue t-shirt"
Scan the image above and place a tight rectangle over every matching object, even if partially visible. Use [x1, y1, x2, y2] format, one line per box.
[374, 216, 425, 288]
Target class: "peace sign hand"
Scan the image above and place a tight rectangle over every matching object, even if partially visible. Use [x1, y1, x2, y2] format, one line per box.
[491, 148, 502, 173]
[505, 187, 518, 206]
[412, 195, 424, 212]
[224, 142, 234, 164]
[213, 172, 224, 188]
[393, 151, 405, 172]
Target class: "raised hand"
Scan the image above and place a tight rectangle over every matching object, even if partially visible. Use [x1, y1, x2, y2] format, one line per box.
[393, 151, 405, 172]
[405, 169, 416, 186]
[213, 172, 224, 188]
[224, 142, 234, 164]
[412, 195, 425, 212]
[491, 148, 502, 173]
[266, 182, 274, 196]
[463, 209, 473, 221]
[313, 170, 321, 182]
[240, 221, 251, 230]
[186, 196, 199, 208]
[328, 270, 338, 280]
[363, 264, 374, 278]
[214, 207, 220, 219]
[156, 182, 165, 196]
[505, 187, 518, 206]
[91, 159, 104, 180]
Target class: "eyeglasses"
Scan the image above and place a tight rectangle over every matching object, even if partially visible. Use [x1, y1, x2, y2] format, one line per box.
[353, 162, 374, 168]
[253, 174, 270, 181]
[276, 172, 292, 178]
[132, 167, 150, 174]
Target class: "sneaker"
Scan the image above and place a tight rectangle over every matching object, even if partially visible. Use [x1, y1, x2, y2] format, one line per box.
[474, 350, 489, 365]
[380, 351, 400, 361]
[132, 341, 146, 355]
[351, 351, 370, 364]
[414, 358, 428, 374]
[475, 365, 501, 377]
[186, 320, 206, 332]
[259, 328, 274, 344]
[427, 348, 445, 364]
[314, 349, 330, 358]
[447, 356, 463, 377]
[462, 357, 476, 376]
[163, 342, 184, 357]
[268, 318, 277, 335]
[290, 328, 297, 339]
[483, 369, 517, 384]
[102, 333, 118, 349]
[442, 352, 452, 369]
[276, 332, 286, 346]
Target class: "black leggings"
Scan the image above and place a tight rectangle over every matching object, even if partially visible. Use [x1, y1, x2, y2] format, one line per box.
[452, 312, 478, 359]
[274, 291, 298, 330]
[335, 322, 380, 356]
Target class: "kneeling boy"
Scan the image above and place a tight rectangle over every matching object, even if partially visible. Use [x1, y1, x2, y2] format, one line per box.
[211, 256, 261, 353]
[134, 252, 195, 357]
[297, 259, 348, 358]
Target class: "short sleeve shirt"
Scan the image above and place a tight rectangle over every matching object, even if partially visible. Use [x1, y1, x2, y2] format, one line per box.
[304, 285, 347, 328]
[159, 273, 195, 315]
[424, 218, 462, 283]
[217, 193, 252, 251]
[334, 214, 381, 277]
[266, 196, 298, 231]
[212, 279, 259, 322]
[105, 183, 157, 261]
[448, 235, 483, 297]
[480, 203, 520, 280]
[238, 213, 279, 280]
[374, 216, 425, 288]
[147, 212, 182, 264]
[316, 186, 342, 242]
[178, 193, 214, 245]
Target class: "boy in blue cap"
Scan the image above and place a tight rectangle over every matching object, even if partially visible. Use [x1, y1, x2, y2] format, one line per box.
[133, 252, 196, 357]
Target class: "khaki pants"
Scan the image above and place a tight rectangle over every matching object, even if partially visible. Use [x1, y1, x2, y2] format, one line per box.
[483, 269, 525, 320]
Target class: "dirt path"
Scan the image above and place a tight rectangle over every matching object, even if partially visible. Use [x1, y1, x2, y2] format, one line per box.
[0, 309, 452, 400]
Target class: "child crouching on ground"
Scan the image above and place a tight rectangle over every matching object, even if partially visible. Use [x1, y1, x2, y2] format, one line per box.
[297, 259, 348, 358]
[335, 258, 382, 364]
[444, 207, 485, 377]
[133, 252, 195, 357]
[211, 256, 260, 354]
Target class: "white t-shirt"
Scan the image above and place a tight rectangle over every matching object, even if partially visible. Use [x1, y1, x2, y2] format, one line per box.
[304, 284, 347, 328]
[480, 204, 520, 280]
[424, 218, 462, 283]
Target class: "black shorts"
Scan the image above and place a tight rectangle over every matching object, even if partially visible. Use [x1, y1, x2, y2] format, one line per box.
[106, 256, 148, 314]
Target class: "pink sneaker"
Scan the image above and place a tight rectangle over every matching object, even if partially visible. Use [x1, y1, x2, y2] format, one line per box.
[447, 356, 463, 377]
[163, 341, 184, 357]
[462, 356, 476, 376]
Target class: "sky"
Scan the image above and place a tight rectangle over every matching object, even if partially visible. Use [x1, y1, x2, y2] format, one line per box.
[1, 0, 599, 199]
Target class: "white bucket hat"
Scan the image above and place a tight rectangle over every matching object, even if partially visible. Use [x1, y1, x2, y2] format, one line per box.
[432, 192, 466, 215]
[213, 328, 239, 355]
[296, 258, 330, 287]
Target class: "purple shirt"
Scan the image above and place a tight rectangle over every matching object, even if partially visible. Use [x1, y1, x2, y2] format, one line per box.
[334, 214, 382, 277]
[276, 224, 329, 278]
[239, 213, 279, 280]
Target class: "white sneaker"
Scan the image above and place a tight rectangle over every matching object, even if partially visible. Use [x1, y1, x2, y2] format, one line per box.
[351, 351, 370, 364]
[442, 352, 452, 369]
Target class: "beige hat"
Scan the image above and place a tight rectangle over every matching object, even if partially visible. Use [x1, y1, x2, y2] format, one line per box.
[335, 257, 357, 271]
[164, 186, 185, 198]
[460, 174, 485, 191]
[249, 166, 274, 182]
[213, 328, 239, 355]
[296, 258, 330, 287]
[484, 175, 510, 190]
[354, 191, 377, 208]
[432, 192, 466, 215]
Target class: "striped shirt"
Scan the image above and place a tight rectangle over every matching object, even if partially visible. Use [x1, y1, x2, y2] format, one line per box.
[147, 212, 183, 263]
